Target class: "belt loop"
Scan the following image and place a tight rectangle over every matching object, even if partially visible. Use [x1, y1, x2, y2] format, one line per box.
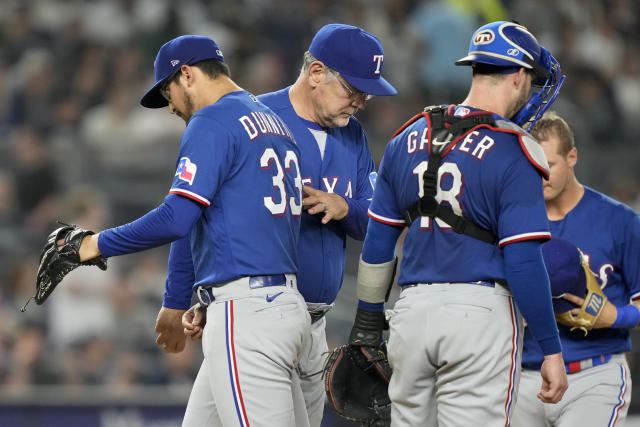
[197, 286, 214, 306]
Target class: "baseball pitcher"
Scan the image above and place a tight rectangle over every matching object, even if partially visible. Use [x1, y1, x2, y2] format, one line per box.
[33, 35, 310, 427]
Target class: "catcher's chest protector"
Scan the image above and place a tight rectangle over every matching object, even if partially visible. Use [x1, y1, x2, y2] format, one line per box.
[399, 105, 549, 245]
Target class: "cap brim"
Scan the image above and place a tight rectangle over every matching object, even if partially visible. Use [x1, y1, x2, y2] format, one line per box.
[140, 79, 169, 109]
[341, 73, 397, 96]
[455, 54, 477, 66]
[455, 53, 534, 70]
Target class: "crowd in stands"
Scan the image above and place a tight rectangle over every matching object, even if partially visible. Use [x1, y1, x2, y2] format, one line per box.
[1, 0, 639, 412]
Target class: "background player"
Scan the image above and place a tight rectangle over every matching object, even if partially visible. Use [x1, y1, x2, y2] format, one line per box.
[55, 35, 310, 426]
[346, 21, 568, 426]
[156, 23, 397, 426]
[512, 111, 640, 426]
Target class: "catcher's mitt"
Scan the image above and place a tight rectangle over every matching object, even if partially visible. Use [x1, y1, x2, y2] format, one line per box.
[554, 250, 607, 336]
[22, 224, 107, 311]
[323, 344, 391, 426]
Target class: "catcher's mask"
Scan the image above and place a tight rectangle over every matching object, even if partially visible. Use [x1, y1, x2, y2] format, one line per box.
[541, 237, 590, 313]
[456, 21, 565, 130]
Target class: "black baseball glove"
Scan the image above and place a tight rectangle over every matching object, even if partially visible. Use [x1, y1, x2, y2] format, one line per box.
[22, 224, 107, 311]
[323, 343, 392, 426]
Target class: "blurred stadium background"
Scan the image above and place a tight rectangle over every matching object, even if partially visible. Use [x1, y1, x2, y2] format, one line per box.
[1, 0, 640, 425]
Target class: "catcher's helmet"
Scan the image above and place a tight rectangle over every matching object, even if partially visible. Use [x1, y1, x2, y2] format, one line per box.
[456, 21, 565, 130]
[541, 237, 589, 313]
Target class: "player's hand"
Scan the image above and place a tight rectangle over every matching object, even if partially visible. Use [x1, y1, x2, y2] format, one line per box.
[302, 185, 349, 224]
[562, 293, 618, 328]
[78, 233, 101, 262]
[537, 352, 568, 404]
[155, 306, 187, 353]
[55, 232, 100, 261]
[183, 303, 207, 340]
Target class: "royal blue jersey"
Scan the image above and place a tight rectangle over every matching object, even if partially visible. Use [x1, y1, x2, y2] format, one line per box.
[168, 91, 302, 287]
[258, 87, 375, 303]
[369, 106, 551, 285]
[522, 187, 640, 364]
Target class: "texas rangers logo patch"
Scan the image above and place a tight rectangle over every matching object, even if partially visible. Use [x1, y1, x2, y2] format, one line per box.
[176, 157, 197, 185]
[474, 29, 495, 45]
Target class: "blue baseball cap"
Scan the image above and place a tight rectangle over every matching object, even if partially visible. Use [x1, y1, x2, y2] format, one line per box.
[140, 35, 225, 108]
[541, 237, 588, 313]
[309, 24, 397, 96]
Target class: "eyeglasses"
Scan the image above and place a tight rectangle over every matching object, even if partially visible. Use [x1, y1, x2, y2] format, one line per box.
[160, 56, 194, 102]
[329, 69, 373, 102]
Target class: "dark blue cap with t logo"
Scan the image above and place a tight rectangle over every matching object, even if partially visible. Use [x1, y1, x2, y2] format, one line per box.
[309, 24, 397, 96]
[140, 35, 225, 108]
[541, 237, 588, 313]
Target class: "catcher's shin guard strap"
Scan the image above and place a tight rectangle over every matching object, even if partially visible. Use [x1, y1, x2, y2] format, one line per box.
[357, 257, 398, 304]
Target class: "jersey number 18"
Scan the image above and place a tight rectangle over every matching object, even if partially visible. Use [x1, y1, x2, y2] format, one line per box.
[413, 161, 463, 229]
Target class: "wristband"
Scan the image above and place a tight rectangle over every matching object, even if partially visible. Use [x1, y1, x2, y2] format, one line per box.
[612, 305, 640, 328]
[357, 300, 384, 312]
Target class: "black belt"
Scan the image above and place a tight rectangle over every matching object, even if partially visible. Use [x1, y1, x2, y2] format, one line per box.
[197, 274, 288, 305]
[309, 307, 332, 324]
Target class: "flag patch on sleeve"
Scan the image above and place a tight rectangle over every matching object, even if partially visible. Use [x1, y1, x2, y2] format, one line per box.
[176, 157, 197, 185]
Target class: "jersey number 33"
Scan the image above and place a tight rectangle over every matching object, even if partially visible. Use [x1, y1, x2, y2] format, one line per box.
[261, 148, 303, 216]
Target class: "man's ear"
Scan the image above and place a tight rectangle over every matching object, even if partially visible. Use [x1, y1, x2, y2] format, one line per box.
[566, 146, 578, 169]
[308, 61, 326, 88]
[513, 67, 528, 89]
[181, 64, 195, 87]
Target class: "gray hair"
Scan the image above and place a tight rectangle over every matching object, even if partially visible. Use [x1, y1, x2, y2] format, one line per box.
[300, 51, 336, 83]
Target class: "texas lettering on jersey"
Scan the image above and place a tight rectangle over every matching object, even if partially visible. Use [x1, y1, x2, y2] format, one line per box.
[302, 171, 376, 200]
